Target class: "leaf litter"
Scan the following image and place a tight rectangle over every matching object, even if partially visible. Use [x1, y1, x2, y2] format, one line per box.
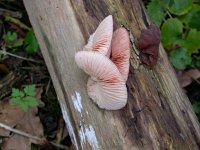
[0, 87, 44, 150]
[177, 69, 200, 88]
[0, 0, 71, 149]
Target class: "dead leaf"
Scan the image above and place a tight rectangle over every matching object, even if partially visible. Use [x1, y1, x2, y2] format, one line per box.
[2, 107, 44, 150]
[1, 87, 44, 150]
[0, 64, 9, 75]
[9, 23, 26, 36]
[0, 101, 24, 136]
[178, 69, 200, 87]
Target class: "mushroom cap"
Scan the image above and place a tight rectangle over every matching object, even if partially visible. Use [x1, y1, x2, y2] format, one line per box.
[83, 15, 113, 57]
[75, 51, 127, 110]
[111, 27, 130, 81]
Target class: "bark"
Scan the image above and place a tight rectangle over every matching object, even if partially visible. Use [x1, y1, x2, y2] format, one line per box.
[23, 0, 200, 149]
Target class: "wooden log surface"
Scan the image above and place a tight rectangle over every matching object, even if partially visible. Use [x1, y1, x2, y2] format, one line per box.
[23, 0, 200, 149]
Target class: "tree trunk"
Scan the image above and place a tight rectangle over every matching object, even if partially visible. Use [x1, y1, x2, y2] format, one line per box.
[23, 0, 200, 149]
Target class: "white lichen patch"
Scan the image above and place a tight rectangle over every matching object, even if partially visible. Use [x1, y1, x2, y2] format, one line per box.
[85, 125, 99, 149]
[72, 91, 83, 114]
[79, 123, 99, 150]
[60, 103, 78, 150]
[79, 123, 86, 148]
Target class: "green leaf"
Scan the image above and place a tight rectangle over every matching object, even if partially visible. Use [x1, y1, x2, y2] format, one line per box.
[24, 85, 36, 97]
[20, 101, 29, 112]
[161, 18, 183, 48]
[10, 85, 38, 112]
[193, 101, 200, 114]
[13, 40, 23, 48]
[3, 31, 18, 45]
[147, 0, 167, 26]
[25, 96, 38, 107]
[3, 31, 23, 48]
[176, 29, 200, 54]
[168, 0, 192, 15]
[10, 97, 22, 105]
[181, 5, 200, 31]
[11, 88, 24, 98]
[24, 30, 38, 55]
[169, 48, 192, 70]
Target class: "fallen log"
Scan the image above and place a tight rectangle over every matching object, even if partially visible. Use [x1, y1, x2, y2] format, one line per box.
[23, 0, 200, 149]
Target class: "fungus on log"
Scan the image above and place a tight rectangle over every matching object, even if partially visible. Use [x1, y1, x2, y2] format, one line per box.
[75, 15, 129, 110]
[23, 0, 200, 149]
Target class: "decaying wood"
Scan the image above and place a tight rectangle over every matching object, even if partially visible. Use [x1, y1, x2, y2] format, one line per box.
[23, 0, 200, 149]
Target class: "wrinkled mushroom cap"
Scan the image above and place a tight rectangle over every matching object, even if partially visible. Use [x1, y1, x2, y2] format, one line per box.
[111, 27, 130, 81]
[83, 15, 113, 57]
[75, 51, 127, 110]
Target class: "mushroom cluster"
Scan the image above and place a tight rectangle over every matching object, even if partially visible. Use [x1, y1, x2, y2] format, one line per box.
[75, 15, 130, 110]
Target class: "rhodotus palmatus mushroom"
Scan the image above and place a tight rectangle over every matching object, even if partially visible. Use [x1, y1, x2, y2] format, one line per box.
[75, 51, 127, 110]
[111, 28, 130, 81]
[75, 15, 130, 110]
[83, 15, 113, 57]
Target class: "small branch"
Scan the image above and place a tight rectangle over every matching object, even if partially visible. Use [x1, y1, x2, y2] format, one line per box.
[0, 122, 41, 141]
[0, 8, 22, 18]
[166, 11, 173, 18]
[0, 49, 42, 64]
[0, 1, 19, 11]
[4, 15, 31, 31]
[4, 51, 39, 63]
[193, 78, 200, 85]
[0, 122, 69, 150]
[45, 79, 51, 96]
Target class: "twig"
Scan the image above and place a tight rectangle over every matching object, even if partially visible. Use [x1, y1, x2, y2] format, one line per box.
[0, 122, 41, 141]
[0, 49, 42, 64]
[4, 15, 31, 31]
[45, 79, 51, 96]
[193, 78, 200, 85]
[166, 11, 173, 18]
[56, 117, 66, 145]
[4, 51, 39, 63]
[0, 1, 19, 11]
[0, 122, 69, 150]
[0, 8, 22, 18]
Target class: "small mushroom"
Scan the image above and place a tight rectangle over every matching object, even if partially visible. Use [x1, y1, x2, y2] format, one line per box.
[111, 28, 130, 81]
[75, 51, 127, 110]
[83, 15, 113, 57]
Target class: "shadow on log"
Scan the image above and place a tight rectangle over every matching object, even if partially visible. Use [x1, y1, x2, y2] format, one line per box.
[23, 0, 200, 149]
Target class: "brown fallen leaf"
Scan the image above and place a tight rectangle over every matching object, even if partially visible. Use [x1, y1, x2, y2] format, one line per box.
[2, 107, 44, 150]
[0, 64, 9, 75]
[178, 69, 200, 88]
[0, 87, 44, 150]
[0, 101, 24, 136]
[9, 22, 26, 36]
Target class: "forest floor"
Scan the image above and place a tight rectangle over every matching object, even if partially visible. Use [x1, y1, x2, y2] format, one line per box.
[0, 0, 72, 150]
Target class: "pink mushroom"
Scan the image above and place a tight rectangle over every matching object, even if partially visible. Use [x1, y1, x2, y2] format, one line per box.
[75, 51, 127, 110]
[83, 15, 113, 57]
[111, 27, 130, 81]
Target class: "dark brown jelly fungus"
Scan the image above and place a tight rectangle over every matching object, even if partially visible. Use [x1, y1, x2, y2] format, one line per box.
[139, 25, 161, 66]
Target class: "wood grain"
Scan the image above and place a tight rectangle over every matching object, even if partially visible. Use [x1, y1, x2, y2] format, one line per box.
[23, 0, 200, 149]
